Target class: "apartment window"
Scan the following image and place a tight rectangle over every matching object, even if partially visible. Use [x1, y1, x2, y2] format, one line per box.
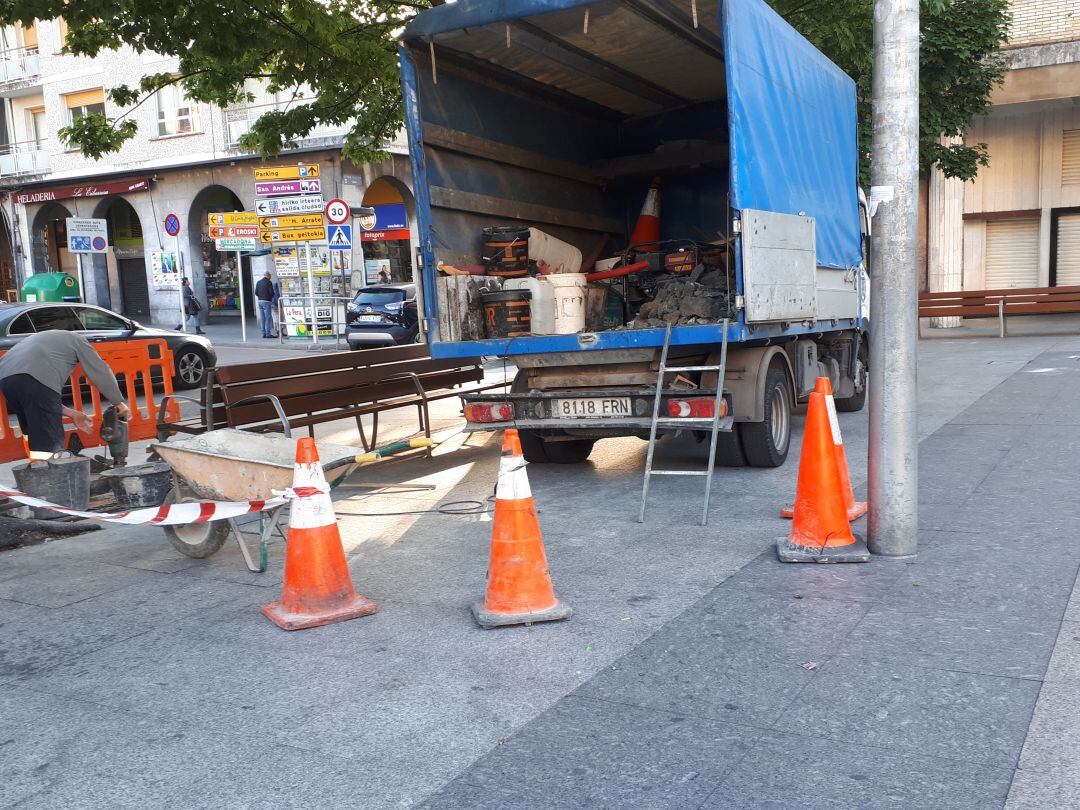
[65, 88, 105, 124]
[156, 82, 200, 136]
[26, 106, 45, 147]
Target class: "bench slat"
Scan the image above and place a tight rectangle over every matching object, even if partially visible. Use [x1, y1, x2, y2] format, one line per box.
[225, 367, 484, 426]
[919, 285, 1080, 301]
[214, 344, 429, 385]
[218, 356, 477, 405]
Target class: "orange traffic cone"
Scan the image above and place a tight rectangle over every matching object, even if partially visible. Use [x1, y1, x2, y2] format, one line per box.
[473, 429, 572, 629]
[628, 176, 661, 252]
[780, 377, 868, 521]
[262, 438, 378, 630]
[777, 391, 870, 563]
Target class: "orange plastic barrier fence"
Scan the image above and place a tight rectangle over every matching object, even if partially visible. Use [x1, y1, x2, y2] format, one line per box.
[0, 338, 181, 462]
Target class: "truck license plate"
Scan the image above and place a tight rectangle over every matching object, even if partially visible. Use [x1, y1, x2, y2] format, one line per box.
[552, 397, 632, 418]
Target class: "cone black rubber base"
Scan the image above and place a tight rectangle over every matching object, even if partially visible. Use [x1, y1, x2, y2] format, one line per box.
[472, 600, 572, 629]
[776, 535, 871, 564]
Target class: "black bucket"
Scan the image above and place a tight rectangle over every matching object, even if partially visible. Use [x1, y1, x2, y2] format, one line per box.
[481, 226, 530, 277]
[100, 462, 173, 509]
[482, 289, 532, 338]
[13, 456, 91, 518]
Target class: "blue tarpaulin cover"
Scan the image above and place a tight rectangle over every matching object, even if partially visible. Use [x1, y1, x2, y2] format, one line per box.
[404, 0, 862, 270]
[722, 0, 862, 269]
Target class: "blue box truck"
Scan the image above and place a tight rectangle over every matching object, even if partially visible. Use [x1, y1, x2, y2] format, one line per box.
[399, 0, 870, 465]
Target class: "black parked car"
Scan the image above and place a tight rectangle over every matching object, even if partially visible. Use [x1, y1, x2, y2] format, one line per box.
[345, 284, 421, 349]
[0, 302, 217, 389]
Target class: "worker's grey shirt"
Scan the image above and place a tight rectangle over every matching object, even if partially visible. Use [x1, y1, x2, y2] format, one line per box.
[0, 330, 125, 403]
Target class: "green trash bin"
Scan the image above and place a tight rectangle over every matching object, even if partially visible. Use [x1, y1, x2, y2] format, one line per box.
[21, 272, 80, 303]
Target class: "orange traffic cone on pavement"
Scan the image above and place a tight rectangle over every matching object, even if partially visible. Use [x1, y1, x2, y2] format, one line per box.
[473, 429, 572, 629]
[628, 176, 661, 252]
[781, 377, 868, 521]
[777, 391, 870, 563]
[262, 438, 378, 630]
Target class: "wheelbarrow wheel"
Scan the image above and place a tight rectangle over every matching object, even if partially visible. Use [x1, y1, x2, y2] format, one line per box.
[162, 489, 229, 558]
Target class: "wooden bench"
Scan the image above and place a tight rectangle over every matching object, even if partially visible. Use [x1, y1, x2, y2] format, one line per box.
[918, 285, 1080, 337]
[157, 343, 504, 449]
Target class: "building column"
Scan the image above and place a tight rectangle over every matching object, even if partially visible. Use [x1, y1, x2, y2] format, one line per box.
[927, 138, 965, 327]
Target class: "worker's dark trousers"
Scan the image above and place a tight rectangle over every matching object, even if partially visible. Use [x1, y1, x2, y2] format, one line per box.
[0, 374, 65, 453]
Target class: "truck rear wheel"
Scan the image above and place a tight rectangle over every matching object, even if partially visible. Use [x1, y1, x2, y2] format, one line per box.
[738, 366, 791, 468]
[834, 339, 868, 413]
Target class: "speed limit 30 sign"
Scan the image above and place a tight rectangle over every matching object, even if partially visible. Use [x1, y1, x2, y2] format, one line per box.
[324, 198, 350, 225]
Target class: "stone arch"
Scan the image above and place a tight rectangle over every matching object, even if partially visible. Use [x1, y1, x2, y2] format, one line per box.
[188, 184, 249, 322]
[92, 196, 149, 316]
[0, 207, 17, 298]
[360, 175, 419, 288]
[29, 201, 74, 280]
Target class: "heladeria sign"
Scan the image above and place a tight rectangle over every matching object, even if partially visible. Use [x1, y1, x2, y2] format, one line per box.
[14, 178, 150, 205]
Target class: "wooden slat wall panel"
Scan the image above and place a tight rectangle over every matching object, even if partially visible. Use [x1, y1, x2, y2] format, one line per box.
[984, 218, 1040, 289]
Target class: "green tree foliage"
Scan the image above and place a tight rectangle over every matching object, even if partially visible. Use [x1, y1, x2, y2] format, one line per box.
[0, 0, 436, 163]
[769, 0, 1011, 183]
[0, 0, 1006, 183]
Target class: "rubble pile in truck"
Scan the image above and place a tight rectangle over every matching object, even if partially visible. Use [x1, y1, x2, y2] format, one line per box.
[629, 271, 732, 328]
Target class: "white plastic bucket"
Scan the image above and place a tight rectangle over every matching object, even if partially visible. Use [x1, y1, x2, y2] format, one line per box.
[528, 228, 582, 275]
[546, 273, 588, 334]
[505, 277, 557, 334]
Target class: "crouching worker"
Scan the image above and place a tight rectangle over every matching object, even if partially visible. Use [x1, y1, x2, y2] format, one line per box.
[0, 330, 130, 457]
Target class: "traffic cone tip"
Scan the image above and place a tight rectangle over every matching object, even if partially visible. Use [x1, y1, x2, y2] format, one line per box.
[296, 436, 321, 464]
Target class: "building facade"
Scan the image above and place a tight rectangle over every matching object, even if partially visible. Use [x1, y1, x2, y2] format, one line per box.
[927, 0, 1080, 300]
[0, 18, 417, 327]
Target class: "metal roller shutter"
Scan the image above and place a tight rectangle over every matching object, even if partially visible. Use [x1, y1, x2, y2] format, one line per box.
[1064, 130, 1080, 186]
[984, 219, 1040, 289]
[1056, 214, 1080, 286]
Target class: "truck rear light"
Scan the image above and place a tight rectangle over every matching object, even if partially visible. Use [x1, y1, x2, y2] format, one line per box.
[464, 402, 514, 423]
[667, 397, 728, 419]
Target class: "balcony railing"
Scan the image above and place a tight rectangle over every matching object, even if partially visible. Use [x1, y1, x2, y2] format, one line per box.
[224, 100, 351, 150]
[0, 46, 40, 86]
[0, 140, 49, 177]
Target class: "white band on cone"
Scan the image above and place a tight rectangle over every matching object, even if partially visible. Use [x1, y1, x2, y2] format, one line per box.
[496, 454, 532, 501]
[289, 461, 337, 530]
[825, 394, 843, 446]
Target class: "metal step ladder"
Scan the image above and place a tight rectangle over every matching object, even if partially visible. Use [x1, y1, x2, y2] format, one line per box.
[638, 320, 732, 526]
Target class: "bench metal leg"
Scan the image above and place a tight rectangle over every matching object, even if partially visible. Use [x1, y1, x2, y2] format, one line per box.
[353, 412, 380, 451]
[354, 415, 371, 452]
[999, 300, 1007, 338]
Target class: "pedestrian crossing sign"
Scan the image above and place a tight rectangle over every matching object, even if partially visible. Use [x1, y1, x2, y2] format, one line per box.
[327, 224, 352, 251]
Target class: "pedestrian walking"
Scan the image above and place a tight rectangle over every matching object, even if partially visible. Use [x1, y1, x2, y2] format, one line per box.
[175, 278, 204, 334]
[256, 271, 276, 338]
[0, 330, 130, 456]
[272, 277, 282, 335]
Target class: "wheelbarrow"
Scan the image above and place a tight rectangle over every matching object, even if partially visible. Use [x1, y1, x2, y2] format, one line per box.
[150, 429, 364, 572]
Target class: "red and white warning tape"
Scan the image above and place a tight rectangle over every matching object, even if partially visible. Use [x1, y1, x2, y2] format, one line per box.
[0, 484, 327, 527]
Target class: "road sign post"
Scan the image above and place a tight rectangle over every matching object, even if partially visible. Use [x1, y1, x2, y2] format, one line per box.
[253, 164, 324, 345]
[236, 250, 247, 343]
[164, 213, 184, 332]
[306, 242, 318, 346]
